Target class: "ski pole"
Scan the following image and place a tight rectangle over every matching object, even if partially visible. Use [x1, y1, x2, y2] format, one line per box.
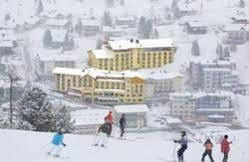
[173, 140, 176, 162]
[40, 143, 50, 150]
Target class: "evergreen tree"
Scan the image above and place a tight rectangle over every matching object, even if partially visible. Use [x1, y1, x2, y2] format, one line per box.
[120, 0, 125, 6]
[171, 0, 178, 9]
[96, 38, 103, 49]
[191, 40, 200, 56]
[75, 18, 83, 36]
[17, 87, 55, 132]
[138, 17, 153, 39]
[62, 33, 75, 51]
[216, 43, 223, 59]
[154, 28, 159, 39]
[43, 29, 52, 48]
[138, 16, 147, 37]
[54, 105, 75, 133]
[102, 11, 113, 27]
[36, 0, 44, 16]
[105, 0, 114, 8]
[4, 13, 11, 22]
[224, 47, 230, 58]
[239, 0, 245, 8]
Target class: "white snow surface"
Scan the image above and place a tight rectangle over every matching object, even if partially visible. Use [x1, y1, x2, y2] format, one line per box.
[0, 129, 249, 162]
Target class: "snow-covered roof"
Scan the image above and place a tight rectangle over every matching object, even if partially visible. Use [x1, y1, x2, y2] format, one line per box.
[145, 72, 183, 80]
[178, 4, 195, 11]
[102, 26, 123, 32]
[71, 109, 109, 126]
[170, 91, 234, 99]
[82, 19, 100, 26]
[115, 16, 136, 22]
[113, 104, 149, 114]
[37, 48, 82, 62]
[0, 40, 13, 47]
[196, 108, 234, 112]
[165, 117, 182, 124]
[53, 67, 144, 79]
[190, 58, 235, 66]
[91, 49, 114, 59]
[224, 24, 249, 32]
[50, 29, 67, 43]
[187, 21, 208, 28]
[45, 18, 69, 27]
[53, 68, 83, 76]
[203, 68, 231, 72]
[24, 16, 40, 25]
[208, 114, 225, 119]
[107, 39, 174, 50]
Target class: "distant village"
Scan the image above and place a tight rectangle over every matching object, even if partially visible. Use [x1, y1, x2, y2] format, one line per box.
[0, 0, 249, 134]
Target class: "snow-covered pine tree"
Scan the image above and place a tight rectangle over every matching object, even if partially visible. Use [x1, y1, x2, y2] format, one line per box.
[54, 105, 75, 133]
[36, 0, 44, 16]
[120, 0, 125, 6]
[138, 16, 146, 37]
[239, 0, 245, 8]
[105, 0, 114, 8]
[96, 38, 103, 49]
[224, 46, 230, 58]
[62, 33, 75, 51]
[102, 11, 113, 27]
[216, 43, 223, 59]
[191, 40, 200, 56]
[75, 18, 83, 36]
[154, 28, 159, 39]
[17, 87, 55, 132]
[43, 29, 52, 48]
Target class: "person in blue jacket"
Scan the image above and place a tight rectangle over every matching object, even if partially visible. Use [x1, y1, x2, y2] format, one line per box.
[47, 131, 66, 157]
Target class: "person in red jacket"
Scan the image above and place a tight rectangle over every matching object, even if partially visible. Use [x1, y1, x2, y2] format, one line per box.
[221, 135, 232, 162]
[105, 111, 113, 124]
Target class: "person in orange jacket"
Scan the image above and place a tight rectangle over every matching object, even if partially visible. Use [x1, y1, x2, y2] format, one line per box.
[201, 138, 214, 162]
[221, 135, 232, 162]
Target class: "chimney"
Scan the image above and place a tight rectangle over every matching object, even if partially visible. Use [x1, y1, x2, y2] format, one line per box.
[136, 39, 139, 44]
[130, 39, 134, 43]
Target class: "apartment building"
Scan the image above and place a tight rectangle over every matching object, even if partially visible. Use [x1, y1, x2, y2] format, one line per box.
[170, 91, 235, 122]
[88, 39, 175, 71]
[190, 59, 239, 92]
[53, 67, 145, 104]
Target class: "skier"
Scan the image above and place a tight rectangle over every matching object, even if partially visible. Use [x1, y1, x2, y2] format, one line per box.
[221, 135, 232, 162]
[174, 131, 188, 162]
[105, 111, 113, 124]
[201, 138, 214, 162]
[94, 120, 112, 147]
[47, 131, 66, 157]
[119, 114, 126, 138]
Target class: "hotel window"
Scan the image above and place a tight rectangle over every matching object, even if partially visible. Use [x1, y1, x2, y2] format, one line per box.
[111, 82, 115, 89]
[106, 82, 110, 89]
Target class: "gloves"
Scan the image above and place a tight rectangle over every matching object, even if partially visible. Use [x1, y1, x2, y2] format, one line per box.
[63, 143, 66, 147]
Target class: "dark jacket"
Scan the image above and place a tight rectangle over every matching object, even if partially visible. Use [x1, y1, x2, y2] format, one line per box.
[175, 135, 188, 147]
[98, 122, 112, 136]
[119, 116, 126, 127]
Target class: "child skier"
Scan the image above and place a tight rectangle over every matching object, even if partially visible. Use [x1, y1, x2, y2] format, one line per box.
[47, 131, 66, 157]
[201, 138, 214, 162]
[221, 135, 232, 162]
[119, 114, 126, 138]
[94, 120, 112, 147]
[174, 131, 188, 162]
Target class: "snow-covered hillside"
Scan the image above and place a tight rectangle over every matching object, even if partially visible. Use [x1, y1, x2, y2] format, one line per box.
[0, 129, 249, 162]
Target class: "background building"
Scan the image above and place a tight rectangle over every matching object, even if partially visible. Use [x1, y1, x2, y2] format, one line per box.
[190, 59, 239, 92]
[88, 39, 175, 71]
[53, 67, 145, 104]
[169, 91, 235, 122]
[112, 104, 149, 128]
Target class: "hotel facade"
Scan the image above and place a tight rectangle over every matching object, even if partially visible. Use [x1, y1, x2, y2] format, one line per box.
[88, 39, 175, 71]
